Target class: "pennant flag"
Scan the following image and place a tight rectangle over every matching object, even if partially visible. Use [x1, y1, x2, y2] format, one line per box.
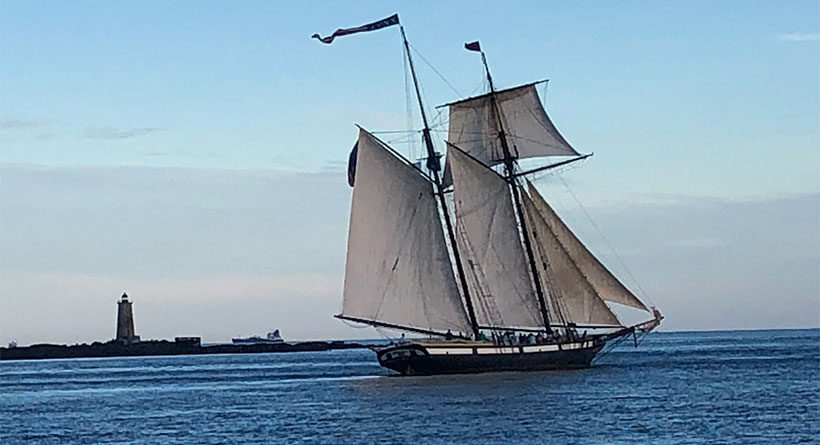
[464, 41, 481, 52]
[347, 141, 358, 187]
[312, 14, 400, 44]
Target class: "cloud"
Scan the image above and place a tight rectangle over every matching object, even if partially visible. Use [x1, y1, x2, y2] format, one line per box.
[0, 118, 52, 130]
[664, 237, 726, 249]
[0, 164, 351, 343]
[3, 119, 163, 141]
[0, 271, 345, 344]
[777, 32, 820, 42]
[0, 164, 817, 344]
[85, 126, 162, 140]
[321, 159, 348, 173]
[7, 270, 340, 304]
[0, 118, 59, 142]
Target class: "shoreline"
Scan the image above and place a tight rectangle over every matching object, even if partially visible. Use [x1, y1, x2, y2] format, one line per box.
[0, 339, 373, 361]
[3, 328, 817, 361]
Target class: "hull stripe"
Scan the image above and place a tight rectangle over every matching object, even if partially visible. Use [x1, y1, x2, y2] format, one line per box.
[423, 341, 588, 355]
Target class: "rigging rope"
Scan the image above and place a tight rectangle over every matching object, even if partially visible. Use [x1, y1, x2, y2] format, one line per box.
[429, 108, 448, 132]
[526, 157, 589, 183]
[540, 81, 549, 106]
[374, 326, 397, 344]
[593, 328, 653, 365]
[339, 318, 373, 329]
[591, 332, 630, 364]
[385, 134, 418, 147]
[407, 42, 463, 98]
[371, 130, 420, 134]
[557, 176, 656, 307]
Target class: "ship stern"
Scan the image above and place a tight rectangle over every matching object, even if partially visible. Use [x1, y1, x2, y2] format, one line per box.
[374, 343, 429, 375]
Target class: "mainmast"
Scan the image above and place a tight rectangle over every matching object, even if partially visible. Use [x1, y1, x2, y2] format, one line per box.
[400, 27, 480, 338]
[473, 47, 553, 333]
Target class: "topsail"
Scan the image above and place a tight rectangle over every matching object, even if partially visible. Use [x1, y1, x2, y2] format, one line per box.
[444, 83, 580, 186]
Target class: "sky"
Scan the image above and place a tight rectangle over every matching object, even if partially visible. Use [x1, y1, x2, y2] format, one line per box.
[1, 1, 818, 344]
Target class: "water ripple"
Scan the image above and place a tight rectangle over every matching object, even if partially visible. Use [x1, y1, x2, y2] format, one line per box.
[1, 329, 817, 444]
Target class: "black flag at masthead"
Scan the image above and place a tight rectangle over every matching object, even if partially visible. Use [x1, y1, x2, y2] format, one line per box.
[312, 14, 400, 44]
[464, 41, 481, 52]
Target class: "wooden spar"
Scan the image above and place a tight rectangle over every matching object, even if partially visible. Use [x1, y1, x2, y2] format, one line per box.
[475, 49, 554, 333]
[334, 314, 468, 339]
[400, 26, 479, 338]
[514, 153, 594, 178]
[436, 79, 549, 109]
[599, 312, 664, 342]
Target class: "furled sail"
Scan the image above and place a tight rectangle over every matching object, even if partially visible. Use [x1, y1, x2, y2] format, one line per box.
[342, 129, 472, 333]
[446, 143, 543, 328]
[445, 83, 580, 184]
[520, 191, 621, 326]
[527, 183, 650, 312]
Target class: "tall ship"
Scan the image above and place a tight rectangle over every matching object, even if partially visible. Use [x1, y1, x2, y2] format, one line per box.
[314, 15, 662, 375]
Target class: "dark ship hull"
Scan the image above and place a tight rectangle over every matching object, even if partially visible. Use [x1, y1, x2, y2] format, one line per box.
[375, 339, 605, 376]
[231, 338, 284, 345]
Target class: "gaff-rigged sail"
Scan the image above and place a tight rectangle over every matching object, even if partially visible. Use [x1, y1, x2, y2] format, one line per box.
[520, 191, 621, 326]
[527, 183, 650, 312]
[341, 129, 473, 333]
[446, 144, 543, 328]
[443, 84, 580, 186]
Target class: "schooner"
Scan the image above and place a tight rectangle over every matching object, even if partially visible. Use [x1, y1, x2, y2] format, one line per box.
[314, 15, 662, 375]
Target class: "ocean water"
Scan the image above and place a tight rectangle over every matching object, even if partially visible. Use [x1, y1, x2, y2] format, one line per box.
[1, 329, 817, 444]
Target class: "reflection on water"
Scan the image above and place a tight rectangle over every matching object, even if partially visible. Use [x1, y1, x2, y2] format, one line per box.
[1, 329, 818, 443]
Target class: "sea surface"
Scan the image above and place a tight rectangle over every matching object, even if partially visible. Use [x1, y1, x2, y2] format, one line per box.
[1, 329, 818, 444]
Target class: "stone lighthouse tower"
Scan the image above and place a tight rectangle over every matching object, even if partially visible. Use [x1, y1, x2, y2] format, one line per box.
[116, 293, 140, 344]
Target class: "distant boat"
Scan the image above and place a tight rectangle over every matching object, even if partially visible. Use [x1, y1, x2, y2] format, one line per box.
[231, 329, 284, 345]
[327, 17, 662, 375]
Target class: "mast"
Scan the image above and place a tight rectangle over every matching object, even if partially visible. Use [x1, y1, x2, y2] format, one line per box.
[400, 26, 479, 337]
[475, 49, 553, 333]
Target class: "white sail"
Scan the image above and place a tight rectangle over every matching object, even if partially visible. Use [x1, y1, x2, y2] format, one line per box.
[447, 143, 543, 328]
[342, 129, 472, 333]
[527, 183, 650, 312]
[447, 83, 580, 171]
[520, 191, 621, 326]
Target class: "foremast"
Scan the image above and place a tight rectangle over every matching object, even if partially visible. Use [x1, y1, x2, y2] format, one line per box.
[326, 16, 481, 338]
[400, 26, 480, 338]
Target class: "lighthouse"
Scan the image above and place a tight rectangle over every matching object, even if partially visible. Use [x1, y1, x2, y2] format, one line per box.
[116, 293, 140, 344]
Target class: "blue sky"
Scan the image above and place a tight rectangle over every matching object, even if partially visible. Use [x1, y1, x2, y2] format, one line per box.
[2, 1, 817, 193]
[1, 1, 818, 343]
